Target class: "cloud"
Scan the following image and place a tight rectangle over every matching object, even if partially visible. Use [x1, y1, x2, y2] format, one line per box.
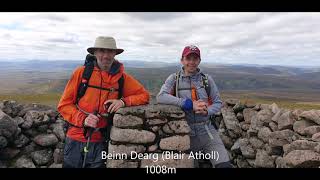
[0, 12, 319, 66]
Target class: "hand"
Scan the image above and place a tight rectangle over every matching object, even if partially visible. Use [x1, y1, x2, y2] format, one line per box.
[104, 99, 125, 113]
[193, 100, 208, 115]
[84, 114, 99, 128]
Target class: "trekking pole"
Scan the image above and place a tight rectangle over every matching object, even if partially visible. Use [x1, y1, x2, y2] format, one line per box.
[82, 111, 98, 168]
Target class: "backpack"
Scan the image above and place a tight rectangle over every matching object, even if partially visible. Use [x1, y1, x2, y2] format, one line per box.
[76, 54, 124, 104]
[173, 70, 210, 98]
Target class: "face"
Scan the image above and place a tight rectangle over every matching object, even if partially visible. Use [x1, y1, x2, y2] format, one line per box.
[94, 48, 117, 70]
[181, 53, 200, 74]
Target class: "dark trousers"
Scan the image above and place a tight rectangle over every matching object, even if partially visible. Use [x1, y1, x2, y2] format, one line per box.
[63, 137, 106, 168]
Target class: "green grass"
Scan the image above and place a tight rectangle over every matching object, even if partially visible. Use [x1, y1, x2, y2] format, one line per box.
[0, 93, 62, 108]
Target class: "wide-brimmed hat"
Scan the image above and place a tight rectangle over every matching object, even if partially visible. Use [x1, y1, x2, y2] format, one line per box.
[87, 36, 124, 55]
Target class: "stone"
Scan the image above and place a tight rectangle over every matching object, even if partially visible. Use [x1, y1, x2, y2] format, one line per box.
[0, 147, 20, 160]
[21, 142, 41, 155]
[53, 148, 63, 164]
[304, 126, 320, 137]
[255, 150, 276, 168]
[13, 116, 25, 126]
[33, 134, 59, 147]
[13, 134, 30, 148]
[283, 140, 319, 155]
[236, 112, 244, 122]
[146, 118, 168, 126]
[269, 130, 295, 147]
[24, 110, 49, 127]
[108, 143, 146, 156]
[150, 126, 160, 133]
[159, 135, 190, 151]
[300, 110, 320, 125]
[244, 100, 256, 108]
[48, 163, 62, 168]
[225, 99, 240, 107]
[293, 120, 315, 135]
[221, 107, 242, 137]
[239, 138, 256, 159]
[249, 137, 264, 150]
[277, 110, 295, 130]
[283, 150, 320, 168]
[265, 145, 283, 156]
[219, 132, 234, 149]
[292, 109, 303, 120]
[23, 129, 41, 137]
[243, 108, 257, 124]
[147, 144, 158, 152]
[51, 123, 66, 141]
[113, 114, 144, 128]
[140, 153, 194, 168]
[240, 121, 250, 131]
[315, 144, 320, 153]
[162, 121, 191, 134]
[0, 136, 7, 149]
[106, 159, 139, 168]
[233, 103, 245, 114]
[0, 110, 18, 139]
[312, 132, 320, 142]
[275, 156, 288, 168]
[37, 125, 49, 133]
[251, 109, 273, 131]
[236, 157, 251, 168]
[270, 103, 280, 114]
[110, 127, 156, 144]
[269, 121, 278, 132]
[231, 139, 241, 154]
[257, 127, 272, 143]
[14, 155, 36, 168]
[31, 149, 53, 166]
[21, 118, 33, 129]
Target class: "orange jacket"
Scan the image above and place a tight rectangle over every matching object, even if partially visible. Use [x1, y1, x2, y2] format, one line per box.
[57, 60, 150, 142]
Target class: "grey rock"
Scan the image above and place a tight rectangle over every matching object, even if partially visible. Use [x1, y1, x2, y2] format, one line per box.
[275, 156, 288, 168]
[113, 114, 144, 128]
[37, 125, 49, 133]
[48, 163, 62, 168]
[283, 140, 319, 155]
[21, 118, 33, 129]
[13, 116, 25, 126]
[269, 129, 295, 147]
[147, 144, 158, 152]
[239, 138, 256, 159]
[257, 127, 272, 143]
[293, 120, 316, 135]
[255, 150, 276, 168]
[221, 107, 242, 137]
[51, 123, 65, 141]
[106, 159, 139, 168]
[33, 134, 59, 147]
[162, 121, 191, 134]
[14, 155, 36, 168]
[24, 110, 49, 127]
[231, 139, 241, 154]
[243, 108, 257, 124]
[0, 147, 20, 160]
[21, 142, 41, 155]
[233, 103, 245, 114]
[270, 103, 280, 114]
[249, 137, 264, 150]
[14, 134, 30, 148]
[269, 121, 278, 132]
[219, 132, 234, 149]
[108, 143, 146, 156]
[236, 157, 251, 168]
[225, 99, 240, 107]
[251, 109, 273, 131]
[300, 110, 320, 125]
[150, 126, 160, 133]
[110, 127, 156, 144]
[0, 136, 7, 149]
[140, 153, 194, 168]
[23, 128, 41, 137]
[265, 145, 283, 156]
[146, 118, 168, 126]
[240, 121, 250, 131]
[283, 150, 320, 168]
[159, 135, 190, 151]
[315, 144, 320, 153]
[53, 148, 63, 164]
[277, 110, 295, 130]
[312, 132, 320, 142]
[236, 112, 244, 122]
[304, 126, 320, 137]
[0, 109, 18, 139]
[31, 149, 53, 166]
[292, 109, 304, 120]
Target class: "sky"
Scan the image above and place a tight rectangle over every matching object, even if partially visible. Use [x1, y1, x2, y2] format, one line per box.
[0, 12, 319, 66]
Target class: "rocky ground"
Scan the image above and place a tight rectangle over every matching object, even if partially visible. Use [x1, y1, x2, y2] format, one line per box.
[0, 99, 320, 168]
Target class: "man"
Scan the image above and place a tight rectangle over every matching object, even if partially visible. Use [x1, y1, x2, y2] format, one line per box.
[157, 45, 233, 168]
[58, 36, 150, 168]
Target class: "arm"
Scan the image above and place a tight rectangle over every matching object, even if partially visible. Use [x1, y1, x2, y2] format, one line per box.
[121, 73, 150, 106]
[207, 75, 223, 116]
[57, 67, 87, 127]
[156, 73, 193, 111]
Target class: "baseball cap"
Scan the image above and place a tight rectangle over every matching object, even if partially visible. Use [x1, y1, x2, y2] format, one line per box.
[182, 45, 201, 58]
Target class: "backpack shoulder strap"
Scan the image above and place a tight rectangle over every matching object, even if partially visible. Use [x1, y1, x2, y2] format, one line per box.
[76, 54, 96, 104]
[200, 72, 211, 97]
[117, 75, 124, 99]
[174, 71, 181, 98]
